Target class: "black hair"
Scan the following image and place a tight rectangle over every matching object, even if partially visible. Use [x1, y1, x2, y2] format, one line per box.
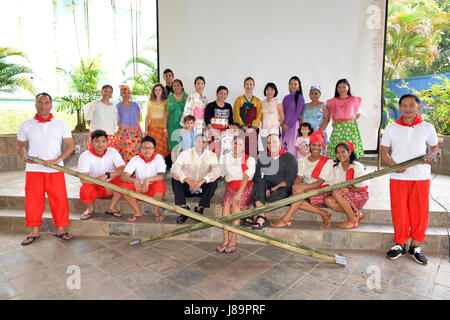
[216, 85, 228, 94]
[298, 122, 314, 137]
[399, 94, 420, 105]
[91, 129, 108, 141]
[102, 84, 113, 92]
[172, 78, 184, 88]
[333, 142, 358, 167]
[334, 79, 352, 98]
[35, 92, 53, 103]
[289, 76, 304, 107]
[194, 76, 205, 85]
[163, 68, 173, 75]
[267, 131, 281, 140]
[264, 82, 278, 97]
[141, 135, 157, 148]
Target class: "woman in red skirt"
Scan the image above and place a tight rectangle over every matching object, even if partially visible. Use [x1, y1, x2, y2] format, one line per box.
[314, 141, 369, 229]
[217, 135, 256, 253]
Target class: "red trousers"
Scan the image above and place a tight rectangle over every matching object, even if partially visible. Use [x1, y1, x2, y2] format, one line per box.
[389, 179, 430, 245]
[79, 177, 122, 203]
[120, 180, 166, 200]
[25, 172, 70, 228]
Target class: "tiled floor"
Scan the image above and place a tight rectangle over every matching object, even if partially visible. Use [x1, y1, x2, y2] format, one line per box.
[1, 231, 449, 300]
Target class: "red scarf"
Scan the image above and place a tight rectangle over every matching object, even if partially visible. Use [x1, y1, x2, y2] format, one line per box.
[396, 113, 423, 127]
[227, 154, 253, 191]
[345, 167, 368, 193]
[139, 152, 157, 164]
[311, 156, 330, 179]
[268, 147, 287, 157]
[34, 113, 53, 123]
[89, 147, 107, 158]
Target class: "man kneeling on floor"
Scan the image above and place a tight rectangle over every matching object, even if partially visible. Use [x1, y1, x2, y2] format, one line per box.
[120, 136, 167, 222]
[78, 129, 125, 220]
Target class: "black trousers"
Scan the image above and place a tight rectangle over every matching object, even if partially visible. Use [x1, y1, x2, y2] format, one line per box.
[252, 178, 290, 205]
[171, 178, 218, 208]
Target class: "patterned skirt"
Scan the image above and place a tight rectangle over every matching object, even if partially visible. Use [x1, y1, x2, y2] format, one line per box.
[327, 119, 364, 160]
[310, 189, 368, 214]
[147, 127, 168, 158]
[114, 128, 143, 163]
[86, 133, 117, 150]
[222, 183, 254, 210]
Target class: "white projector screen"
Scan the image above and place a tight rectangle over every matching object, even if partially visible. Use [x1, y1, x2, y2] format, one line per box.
[157, 0, 387, 153]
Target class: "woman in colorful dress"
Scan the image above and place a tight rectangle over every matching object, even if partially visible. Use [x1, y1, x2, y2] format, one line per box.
[232, 77, 262, 159]
[166, 79, 188, 166]
[84, 84, 118, 150]
[300, 85, 330, 154]
[326, 79, 364, 159]
[180, 76, 208, 134]
[271, 130, 333, 228]
[259, 82, 284, 151]
[318, 141, 369, 229]
[145, 83, 168, 158]
[114, 85, 143, 163]
[217, 135, 256, 253]
[282, 76, 305, 159]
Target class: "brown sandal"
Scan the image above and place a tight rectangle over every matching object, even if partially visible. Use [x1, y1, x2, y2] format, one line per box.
[153, 213, 164, 222]
[270, 219, 292, 228]
[321, 212, 332, 228]
[337, 219, 358, 229]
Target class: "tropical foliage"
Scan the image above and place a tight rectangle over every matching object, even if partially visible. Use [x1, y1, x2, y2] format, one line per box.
[55, 57, 103, 132]
[122, 56, 158, 97]
[0, 47, 35, 94]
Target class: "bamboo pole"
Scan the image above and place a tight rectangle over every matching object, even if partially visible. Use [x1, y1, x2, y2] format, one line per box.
[141, 152, 435, 243]
[24, 156, 345, 265]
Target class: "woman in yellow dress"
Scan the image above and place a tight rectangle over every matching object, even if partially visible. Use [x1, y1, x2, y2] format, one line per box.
[144, 83, 168, 157]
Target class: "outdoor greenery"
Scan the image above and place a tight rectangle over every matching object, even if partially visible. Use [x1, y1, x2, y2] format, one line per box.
[55, 57, 103, 132]
[0, 47, 35, 95]
[412, 76, 450, 135]
[122, 56, 158, 97]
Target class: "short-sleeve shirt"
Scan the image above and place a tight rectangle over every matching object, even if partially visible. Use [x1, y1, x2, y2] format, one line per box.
[330, 161, 368, 189]
[84, 100, 118, 135]
[219, 153, 256, 182]
[326, 96, 361, 121]
[297, 156, 334, 184]
[381, 121, 438, 180]
[124, 154, 166, 184]
[17, 117, 72, 173]
[78, 148, 125, 180]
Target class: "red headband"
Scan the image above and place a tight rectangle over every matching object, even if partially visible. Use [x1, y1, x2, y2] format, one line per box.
[340, 141, 355, 153]
[309, 130, 326, 149]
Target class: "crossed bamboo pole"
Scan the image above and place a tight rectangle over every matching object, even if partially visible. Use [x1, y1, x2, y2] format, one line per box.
[25, 153, 433, 266]
[137, 152, 435, 244]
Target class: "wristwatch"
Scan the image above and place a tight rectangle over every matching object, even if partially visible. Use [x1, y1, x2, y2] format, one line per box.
[105, 172, 111, 179]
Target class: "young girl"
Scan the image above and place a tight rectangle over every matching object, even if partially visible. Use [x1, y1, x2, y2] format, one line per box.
[145, 83, 168, 158]
[321, 141, 369, 229]
[325, 79, 364, 160]
[295, 122, 313, 158]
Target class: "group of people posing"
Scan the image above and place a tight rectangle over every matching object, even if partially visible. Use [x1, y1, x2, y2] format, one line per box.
[17, 69, 438, 264]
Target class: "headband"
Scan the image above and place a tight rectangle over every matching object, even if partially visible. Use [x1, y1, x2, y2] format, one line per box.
[120, 85, 131, 94]
[309, 130, 326, 149]
[310, 85, 322, 94]
[340, 141, 355, 153]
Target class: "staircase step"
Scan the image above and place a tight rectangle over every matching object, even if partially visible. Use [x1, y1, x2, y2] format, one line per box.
[1, 208, 448, 254]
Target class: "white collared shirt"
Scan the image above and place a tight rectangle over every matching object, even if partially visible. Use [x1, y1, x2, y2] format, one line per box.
[78, 148, 125, 180]
[124, 154, 166, 183]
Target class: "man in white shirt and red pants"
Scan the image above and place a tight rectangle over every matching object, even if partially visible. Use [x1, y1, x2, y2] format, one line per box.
[17, 93, 75, 245]
[381, 94, 438, 264]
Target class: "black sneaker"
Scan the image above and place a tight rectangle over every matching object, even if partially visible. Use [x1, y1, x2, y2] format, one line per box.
[408, 245, 428, 265]
[176, 206, 190, 224]
[386, 243, 406, 260]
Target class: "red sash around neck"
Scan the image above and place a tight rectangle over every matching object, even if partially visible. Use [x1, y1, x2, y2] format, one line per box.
[89, 147, 107, 158]
[34, 113, 53, 123]
[311, 156, 330, 179]
[227, 154, 253, 191]
[268, 147, 287, 158]
[139, 152, 157, 164]
[345, 166, 368, 193]
[396, 113, 423, 127]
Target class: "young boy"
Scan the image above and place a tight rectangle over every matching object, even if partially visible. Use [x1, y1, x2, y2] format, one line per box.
[77, 130, 125, 220]
[178, 115, 196, 152]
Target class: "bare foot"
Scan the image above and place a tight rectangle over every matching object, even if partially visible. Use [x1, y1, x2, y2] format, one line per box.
[320, 211, 332, 228]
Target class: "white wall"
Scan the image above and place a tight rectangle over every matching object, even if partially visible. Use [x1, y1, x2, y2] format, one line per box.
[158, 0, 387, 152]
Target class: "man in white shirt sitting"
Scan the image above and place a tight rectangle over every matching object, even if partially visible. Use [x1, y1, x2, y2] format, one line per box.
[77, 130, 125, 220]
[170, 134, 221, 224]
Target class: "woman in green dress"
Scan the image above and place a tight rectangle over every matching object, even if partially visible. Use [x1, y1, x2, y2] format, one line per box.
[166, 79, 188, 166]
